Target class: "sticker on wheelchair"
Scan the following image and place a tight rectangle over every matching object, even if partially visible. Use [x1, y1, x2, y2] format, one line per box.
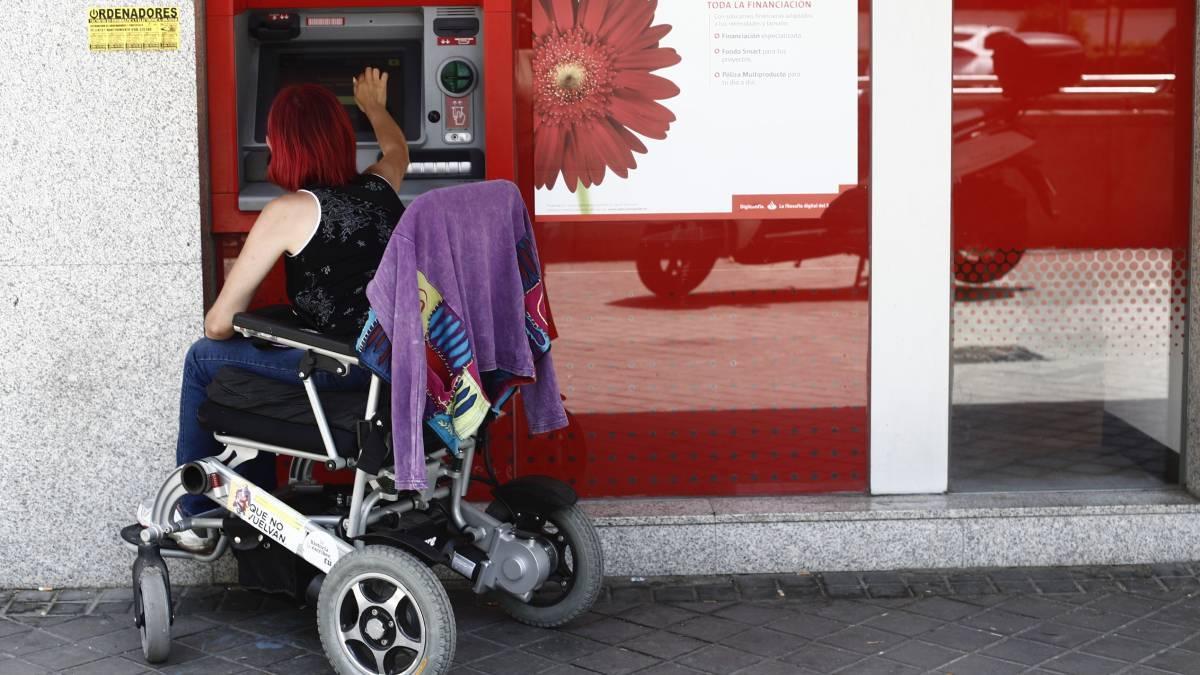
[298, 527, 344, 570]
[225, 479, 305, 552]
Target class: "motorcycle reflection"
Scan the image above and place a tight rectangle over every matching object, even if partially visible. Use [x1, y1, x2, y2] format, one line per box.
[634, 30, 1085, 299]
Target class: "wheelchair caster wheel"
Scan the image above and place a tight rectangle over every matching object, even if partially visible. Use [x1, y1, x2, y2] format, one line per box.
[318, 546, 455, 675]
[136, 566, 171, 663]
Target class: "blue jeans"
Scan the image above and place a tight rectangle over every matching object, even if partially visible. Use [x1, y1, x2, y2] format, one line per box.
[177, 337, 369, 515]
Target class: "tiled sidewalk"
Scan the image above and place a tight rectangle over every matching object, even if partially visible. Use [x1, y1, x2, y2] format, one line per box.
[5, 565, 1200, 674]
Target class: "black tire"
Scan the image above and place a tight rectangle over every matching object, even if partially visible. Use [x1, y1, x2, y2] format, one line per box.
[317, 546, 455, 675]
[636, 247, 717, 299]
[136, 567, 171, 663]
[491, 504, 604, 627]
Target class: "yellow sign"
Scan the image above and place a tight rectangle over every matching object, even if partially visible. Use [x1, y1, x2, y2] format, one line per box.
[88, 6, 180, 51]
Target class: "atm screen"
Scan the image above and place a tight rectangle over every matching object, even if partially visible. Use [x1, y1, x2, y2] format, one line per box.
[255, 42, 423, 143]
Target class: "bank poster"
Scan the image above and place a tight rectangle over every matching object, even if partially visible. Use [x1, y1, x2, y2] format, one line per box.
[531, 0, 858, 220]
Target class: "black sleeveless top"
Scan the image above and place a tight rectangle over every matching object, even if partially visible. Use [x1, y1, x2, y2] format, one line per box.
[285, 173, 403, 337]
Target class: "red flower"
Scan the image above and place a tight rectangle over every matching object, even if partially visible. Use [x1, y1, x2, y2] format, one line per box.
[532, 0, 682, 192]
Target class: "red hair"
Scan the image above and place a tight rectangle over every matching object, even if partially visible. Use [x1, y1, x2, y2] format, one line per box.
[266, 84, 358, 191]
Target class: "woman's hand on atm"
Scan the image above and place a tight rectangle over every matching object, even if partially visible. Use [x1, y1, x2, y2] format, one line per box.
[352, 67, 388, 114]
[355, 66, 410, 191]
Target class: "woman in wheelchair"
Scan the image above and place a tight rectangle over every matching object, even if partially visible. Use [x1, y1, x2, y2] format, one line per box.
[137, 68, 409, 551]
[128, 64, 602, 675]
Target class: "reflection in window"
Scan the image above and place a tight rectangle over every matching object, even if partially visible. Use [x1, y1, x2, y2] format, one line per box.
[949, 0, 1192, 491]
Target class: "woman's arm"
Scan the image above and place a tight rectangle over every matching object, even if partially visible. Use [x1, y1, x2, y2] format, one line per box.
[203, 192, 317, 339]
[353, 67, 409, 190]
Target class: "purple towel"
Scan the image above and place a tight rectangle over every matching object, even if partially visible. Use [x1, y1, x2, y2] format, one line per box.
[365, 180, 567, 489]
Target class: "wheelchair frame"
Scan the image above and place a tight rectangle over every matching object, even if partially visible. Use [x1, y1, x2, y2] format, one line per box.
[126, 320, 569, 603]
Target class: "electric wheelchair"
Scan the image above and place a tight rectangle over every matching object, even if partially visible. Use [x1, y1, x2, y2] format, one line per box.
[121, 305, 603, 675]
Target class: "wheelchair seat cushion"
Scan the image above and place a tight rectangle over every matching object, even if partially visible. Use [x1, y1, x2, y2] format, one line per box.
[198, 367, 368, 458]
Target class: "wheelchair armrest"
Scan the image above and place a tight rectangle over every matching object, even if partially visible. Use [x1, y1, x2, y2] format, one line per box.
[233, 305, 360, 360]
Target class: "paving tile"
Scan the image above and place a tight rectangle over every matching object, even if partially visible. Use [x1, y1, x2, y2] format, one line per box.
[0, 624, 29, 640]
[1078, 633, 1160, 663]
[262, 653, 335, 675]
[1119, 619, 1199, 646]
[993, 579, 1039, 594]
[565, 617, 652, 645]
[0, 630, 67, 657]
[618, 604, 697, 629]
[770, 612, 847, 640]
[62, 655, 148, 674]
[716, 625, 802, 658]
[810, 601, 887, 625]
[92, 602, 133, 615]
[40, 616, 125, 642]
[1039, 651, 1126, 675]
[734, 579, 782, 602]
[980, 637, 1063, 666]
[819, 625, 906, 655]
[21, 645, 104, 671]
[622, 630, 708, 659]
[676, 644, 762, 674]
[824, 586, 867, 599]
[1056, 607, 1132, 632]
[453, 634, 508, 664]
[696, 584, 739, 603]
[780, 642, 863, 672]
[667, 616, 748, 642]
[920, 624, 1004, 651]
[1020, 621, 1102, 648]
[1154, 603, 1200, 628]
[178, 626, 258, 653]
[1121, 579, 1170, 594]
[472, 649, 557, 675]
[1033, 579, 1083, 594]
[880, 640, 962, 669]
[0, 658, 50, 675]
[522, 634, 605, 663]
[97, 589, 134, 603]
[904, 597, 980, 622]
[731, 660, 815, 675]
[11, 594, 51, 605]
[154, 655, 248, 675]
[862, 610, 945, 638]
[996, 596, 1073, 620]
[569, 646, 658, 675]
[935, 654, 1026, 675]
[653, 587, 698, 604]
[1143, 648, 1200, 675]
[473, 621, 556, 647]
[866, 585, 911, 599]
[834, 657, 922, 674]
[634, 664, 705, 675]
[75, 627, 145, 656]
[962, 609, 1044, 635]
[43, 605, 87, 618]
[1089, 593, 1164, 617]
[713, 603, 794, 627]
[216, 639, 305, 668]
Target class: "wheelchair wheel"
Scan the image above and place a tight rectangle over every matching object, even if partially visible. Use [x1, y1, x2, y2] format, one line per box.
[317, 546, 455, 675]
[489, 503, 604, 627]
[136, 567, 171, 663]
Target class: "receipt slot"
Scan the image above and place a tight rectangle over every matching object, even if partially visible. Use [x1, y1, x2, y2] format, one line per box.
[204, 0, 520, 304]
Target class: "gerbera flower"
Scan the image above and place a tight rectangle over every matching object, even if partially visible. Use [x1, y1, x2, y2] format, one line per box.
[532, 0, 682, 191]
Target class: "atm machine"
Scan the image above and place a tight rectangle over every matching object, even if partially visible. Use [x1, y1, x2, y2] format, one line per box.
[204, 0, 523, 303]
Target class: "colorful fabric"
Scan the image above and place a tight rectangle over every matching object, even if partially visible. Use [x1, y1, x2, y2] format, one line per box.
[361, 180, 567, 489]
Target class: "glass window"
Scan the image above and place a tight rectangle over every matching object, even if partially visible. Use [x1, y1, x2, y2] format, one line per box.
[949, 0, 1193, 491]
[495, 0, 873, 497]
